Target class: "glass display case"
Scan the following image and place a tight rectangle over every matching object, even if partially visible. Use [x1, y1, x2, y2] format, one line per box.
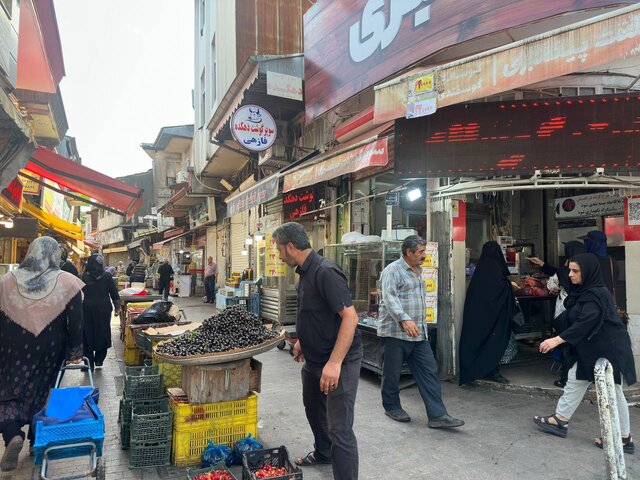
[324, 241, 409, 375]
[256, 240, 298, 324]
[324, 240, 402, 317]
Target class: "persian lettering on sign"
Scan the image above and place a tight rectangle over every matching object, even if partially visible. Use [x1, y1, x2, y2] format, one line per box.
[231, 105, 278, 152]
[554, 193, 624, 219]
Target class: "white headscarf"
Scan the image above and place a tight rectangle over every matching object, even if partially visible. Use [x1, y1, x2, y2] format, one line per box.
[0, 236, 84, 335]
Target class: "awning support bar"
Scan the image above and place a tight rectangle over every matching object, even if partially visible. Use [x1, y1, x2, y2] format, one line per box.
[18, 171, 124, 216]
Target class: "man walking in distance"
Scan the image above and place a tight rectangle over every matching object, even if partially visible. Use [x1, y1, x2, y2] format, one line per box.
[204, 256, 217, 304]
[157, 259, 174, 301]
[378, 235, 465, 429]
[273, 222, 362, 480]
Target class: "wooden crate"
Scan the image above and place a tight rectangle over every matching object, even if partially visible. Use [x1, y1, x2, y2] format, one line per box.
[181, 359, 250, 404]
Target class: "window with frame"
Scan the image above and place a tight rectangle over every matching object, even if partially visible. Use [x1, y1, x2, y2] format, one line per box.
[211, 35, 217, 106]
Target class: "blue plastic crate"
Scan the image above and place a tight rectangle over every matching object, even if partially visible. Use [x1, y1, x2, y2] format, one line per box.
[33, 410, 105, 465]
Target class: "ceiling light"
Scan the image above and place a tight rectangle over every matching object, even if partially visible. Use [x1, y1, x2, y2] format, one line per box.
[0, 219, 14, 229]
[245, 236, 253, 245]
[254, 230, 264, 242]
[407, 188, 422, 202]
[241, 249, 248, 256]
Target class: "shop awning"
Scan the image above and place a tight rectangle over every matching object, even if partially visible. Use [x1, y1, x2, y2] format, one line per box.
[374, 4, 640, 124]
[21, 201, 83, 242]
[16, 0, 65, 94]
[103, 246, 128, 254]
[152, 229, 191, 250]
[20, 147, 142, 219]
[158, 186, 206, 218]
[282, 123, 393, 193]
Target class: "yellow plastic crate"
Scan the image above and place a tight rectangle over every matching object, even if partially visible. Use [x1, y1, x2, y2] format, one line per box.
[170, 393, 258, 431]
[124, 326, 137, 348]
[152, 354, 183, 389]
[171, 421, 258, 467]
[124, 346, 142, 366]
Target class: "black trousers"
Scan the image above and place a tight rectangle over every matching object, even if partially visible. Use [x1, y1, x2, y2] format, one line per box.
[204, 275, 216, 302]
[85, 349, 107, 368]
[1, 420, 33, 446]
[301, 346, 362, 480]
[159, 279, 170, 300]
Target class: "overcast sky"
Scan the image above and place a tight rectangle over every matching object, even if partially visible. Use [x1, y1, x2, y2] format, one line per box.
[55, 0, 194, 178]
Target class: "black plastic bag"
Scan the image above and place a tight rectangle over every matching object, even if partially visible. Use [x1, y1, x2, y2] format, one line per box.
[132, 301, 178, 324]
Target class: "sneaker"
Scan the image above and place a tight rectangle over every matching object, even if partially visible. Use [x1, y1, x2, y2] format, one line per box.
[94, 363, 103, 370]
[0, 435, 23, 471]
[385, 409, 411, 422]
[428, 414, 465, 429]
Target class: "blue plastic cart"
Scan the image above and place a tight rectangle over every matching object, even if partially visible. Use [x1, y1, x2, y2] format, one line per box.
[33, 358, 105, 480]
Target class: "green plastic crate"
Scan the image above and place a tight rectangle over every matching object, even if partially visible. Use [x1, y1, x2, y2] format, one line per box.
[131, 411, 172, 443]
[129, 438, 172, 469]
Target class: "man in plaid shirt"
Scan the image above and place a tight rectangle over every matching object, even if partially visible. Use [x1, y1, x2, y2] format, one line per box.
[378, 235, 464, 428]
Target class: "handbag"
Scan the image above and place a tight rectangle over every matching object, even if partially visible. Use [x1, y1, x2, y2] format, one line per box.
[512, 298, 525, 327]
[609, 258, 629, 325]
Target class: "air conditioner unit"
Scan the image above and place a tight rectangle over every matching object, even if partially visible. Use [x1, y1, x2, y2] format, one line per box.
[176, 170, 189, 184]
[259, 144, 288, 167]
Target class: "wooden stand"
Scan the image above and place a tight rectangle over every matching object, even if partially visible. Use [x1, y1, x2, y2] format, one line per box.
[181, 359, 251, 404]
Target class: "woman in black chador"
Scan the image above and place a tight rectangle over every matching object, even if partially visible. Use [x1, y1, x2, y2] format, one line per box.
[0, 236, 84, 471]
[459, 241, 519, 385]
[82, 253, 120, 370]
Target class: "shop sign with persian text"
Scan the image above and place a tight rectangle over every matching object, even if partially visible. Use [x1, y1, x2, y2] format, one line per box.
[554, 193, 623, 219]
[231, 105, 277, 152]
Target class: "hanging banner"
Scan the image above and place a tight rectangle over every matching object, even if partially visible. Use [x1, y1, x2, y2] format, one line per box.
[554, 193, 624, 219]
[283, 137, 389, 193]
[625, 196, 640, 241]
[226, 176, 279, 217]
[267, 71, 303, 101]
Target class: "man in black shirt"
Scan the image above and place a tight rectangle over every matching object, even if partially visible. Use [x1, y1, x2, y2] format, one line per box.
[272, 222, 362, 480]
[157, 259, 174, 301]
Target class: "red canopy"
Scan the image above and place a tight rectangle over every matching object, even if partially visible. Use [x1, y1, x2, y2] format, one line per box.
[24, 147, 142, 220]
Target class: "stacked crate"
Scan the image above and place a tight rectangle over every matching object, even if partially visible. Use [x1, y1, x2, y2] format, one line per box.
[170, 359, 262, 467]
[124, 303, 152, 365]
[118, 365, 172, 468]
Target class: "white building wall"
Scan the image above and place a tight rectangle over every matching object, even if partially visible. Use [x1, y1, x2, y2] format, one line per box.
[193, 0, 237, 176]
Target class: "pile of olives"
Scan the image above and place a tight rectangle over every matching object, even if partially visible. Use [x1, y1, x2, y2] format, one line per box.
[156, 305, 278, 357]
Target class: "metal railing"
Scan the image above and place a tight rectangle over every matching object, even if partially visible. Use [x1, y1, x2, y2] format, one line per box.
[594, 357, 626, 480]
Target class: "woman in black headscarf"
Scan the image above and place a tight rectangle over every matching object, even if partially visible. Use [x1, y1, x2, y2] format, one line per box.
[0, 237, 84, 471]
[82, 253, 120, 370]
[459, 241, 519, 385]
[529, 241, 587, 387]
[534, 253, 636, 453]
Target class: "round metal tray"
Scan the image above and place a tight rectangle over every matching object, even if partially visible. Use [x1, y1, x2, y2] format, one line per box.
[152, 329, 285, 365]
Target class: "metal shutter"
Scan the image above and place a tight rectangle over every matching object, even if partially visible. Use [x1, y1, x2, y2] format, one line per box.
[230, 212, 248, 273]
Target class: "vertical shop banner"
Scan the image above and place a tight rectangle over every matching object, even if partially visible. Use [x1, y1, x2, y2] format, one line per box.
[452, 200, 466, 242]
[264, 232, 287, 277]
[624, 197, 640, 241]
[422, 242, 438, 324]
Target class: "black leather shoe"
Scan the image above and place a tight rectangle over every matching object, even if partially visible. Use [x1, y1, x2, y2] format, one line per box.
[428, 414, 465, 429]
[385, 409, 411, 422]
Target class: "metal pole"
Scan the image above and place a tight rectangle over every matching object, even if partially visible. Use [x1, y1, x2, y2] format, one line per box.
[594, 357, 626, 479]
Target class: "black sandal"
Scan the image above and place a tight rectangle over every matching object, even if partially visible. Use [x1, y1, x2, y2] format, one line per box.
[533, 414, 569, 438]
[295, 451, 331, 467]
[595, 436, 635, 454]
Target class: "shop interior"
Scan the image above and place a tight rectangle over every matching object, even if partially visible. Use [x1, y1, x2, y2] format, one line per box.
[463, 188, 627, 389]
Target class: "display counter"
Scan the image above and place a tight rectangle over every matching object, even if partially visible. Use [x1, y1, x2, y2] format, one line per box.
[513, 294, 556, 340]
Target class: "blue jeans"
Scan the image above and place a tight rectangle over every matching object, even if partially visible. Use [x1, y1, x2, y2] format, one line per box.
[381, 337, 447, 420]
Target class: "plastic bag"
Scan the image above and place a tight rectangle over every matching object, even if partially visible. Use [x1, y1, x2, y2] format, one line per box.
[228, 433, 264, 465]
[32, 387, 100, 427]
[132, 301, 180, 324]
[201, 440, 232, 467]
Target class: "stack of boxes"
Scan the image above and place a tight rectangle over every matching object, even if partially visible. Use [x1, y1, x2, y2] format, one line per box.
[119, 365, 172, 468]
[169, 358, 262, 467]
[123, 302, 154, 366]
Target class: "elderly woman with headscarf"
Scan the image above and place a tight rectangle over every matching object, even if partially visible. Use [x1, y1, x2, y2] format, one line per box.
[0, 237, 85, 471]
[534, 253, 636, 454]
[459, 241, 520, 385]
[82, 253, 120, 370]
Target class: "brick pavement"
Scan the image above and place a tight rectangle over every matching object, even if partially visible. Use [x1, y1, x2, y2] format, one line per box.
[1, 296, 638, 479]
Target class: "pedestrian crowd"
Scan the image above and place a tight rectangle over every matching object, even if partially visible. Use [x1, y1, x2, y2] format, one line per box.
[0, 228, 635, 478]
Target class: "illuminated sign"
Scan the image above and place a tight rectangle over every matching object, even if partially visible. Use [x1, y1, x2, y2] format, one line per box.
[1, 178, 23, 210]
[395, 93, 640, 177]
[283, 187, 318, 220]
[231, 105, 277, 152]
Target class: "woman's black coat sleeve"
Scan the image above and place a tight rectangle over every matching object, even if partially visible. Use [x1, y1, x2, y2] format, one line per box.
[560, 301, 601, 346]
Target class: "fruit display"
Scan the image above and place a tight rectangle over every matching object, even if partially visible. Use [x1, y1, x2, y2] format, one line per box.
[156, 305, 278, 357]
[192, 471, 234, 480]
[253, 465, 287, 478]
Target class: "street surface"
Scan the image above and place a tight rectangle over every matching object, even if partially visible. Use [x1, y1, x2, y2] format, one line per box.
[1, 296, 638, 479]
